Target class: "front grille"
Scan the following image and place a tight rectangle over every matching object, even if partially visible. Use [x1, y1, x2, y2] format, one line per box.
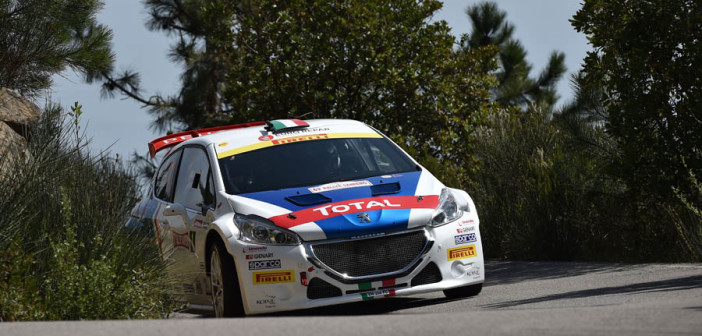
[411, 262, 442, 287]
[309, 230, 428, 278]
[307, 278, 342, 300]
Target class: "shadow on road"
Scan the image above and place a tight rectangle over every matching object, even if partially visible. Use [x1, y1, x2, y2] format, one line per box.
[185, 261, 701, 318]
[260, 296, 466, 317]
[484, 260, 645, 286]
[483, 273, 702, 309]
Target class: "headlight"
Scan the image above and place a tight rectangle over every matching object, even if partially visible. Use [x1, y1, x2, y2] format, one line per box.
[234, 215, 301, 245]
[430, 188, 462, 226]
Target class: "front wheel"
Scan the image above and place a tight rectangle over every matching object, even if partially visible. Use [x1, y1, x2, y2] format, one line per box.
[209, 241, 245, 317]
[443, 283, 482, 299]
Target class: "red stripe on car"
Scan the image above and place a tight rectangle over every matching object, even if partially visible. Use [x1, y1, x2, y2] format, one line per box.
[269, 195, 439, 229]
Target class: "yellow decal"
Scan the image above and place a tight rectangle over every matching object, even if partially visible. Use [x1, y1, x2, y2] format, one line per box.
[447, 244, 477, 261]
[253, 270, 296, 285]
[217, 132, 382, 159]
[218, 142, 228, 147]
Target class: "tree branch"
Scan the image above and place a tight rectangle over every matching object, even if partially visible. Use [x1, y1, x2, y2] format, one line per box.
[100, 71, 172, 108]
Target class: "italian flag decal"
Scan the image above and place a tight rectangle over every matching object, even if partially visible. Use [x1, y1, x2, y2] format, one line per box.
[359, 281, 397, 300]
[268, 119, 309, 131]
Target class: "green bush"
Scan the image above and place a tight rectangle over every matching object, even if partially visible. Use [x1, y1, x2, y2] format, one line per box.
[468, 107, 601, 260]
[467, 106, 700, 262]
[0, 104, 173, 320]
[42, 209, 167, 320]
[670, 165, 702, 262]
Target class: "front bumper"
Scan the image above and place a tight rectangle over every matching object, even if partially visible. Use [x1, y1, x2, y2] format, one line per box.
[229, 212, 484, 315]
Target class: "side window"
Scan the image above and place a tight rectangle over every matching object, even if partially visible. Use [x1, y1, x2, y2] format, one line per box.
[173, 147, 216, 211]
[205, 169, 215, 208]
[154, 150, 183, 202]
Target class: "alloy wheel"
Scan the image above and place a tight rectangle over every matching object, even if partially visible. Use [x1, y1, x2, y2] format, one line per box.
[210, 247, 225, 317]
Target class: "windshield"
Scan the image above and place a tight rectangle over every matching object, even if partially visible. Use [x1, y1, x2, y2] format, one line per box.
[218, 137, 417, 194]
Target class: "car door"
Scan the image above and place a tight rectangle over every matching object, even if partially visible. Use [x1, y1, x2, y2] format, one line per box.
[151, 148, 183, 262]
[167, 146, 217, 303]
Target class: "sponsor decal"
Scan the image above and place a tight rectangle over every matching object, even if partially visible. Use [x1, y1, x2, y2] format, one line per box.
[271, 134, 329, 145]
[308, 180, 373, 193]
[244, 246, 268, 252]
[361, 289, 396, 300]
[160, 135, 191, 147]
[253, 270, 295, 285]
[382, 279, 396, 287]
[276, 127, 330, 136]
[248, 259, 282, 270]
[258, 135, 274, 141]
[458, 219, 475, 226]
[466, 266, 481, 278]
[217, 132, 383, 159]
[269, 195, 440, 229]
[246, 253, 274, 260]
[173, 232, 190, 250]
[454, 233, 477, 245]
[256, 298, 276, 305]
[255, 294, 277, 308]
[456, 226, 475, 234]
[448, 245, 478, 261]
[300, 271, 308, 286]
[313, 199, 400, 216]
[193, 219, 207, 229]
[218, 142, 228, 147]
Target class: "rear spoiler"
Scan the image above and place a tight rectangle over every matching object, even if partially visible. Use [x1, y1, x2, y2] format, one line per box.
[148, 122, 265, 158]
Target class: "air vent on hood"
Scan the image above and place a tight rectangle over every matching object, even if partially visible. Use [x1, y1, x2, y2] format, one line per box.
[285, 193, 332, 206]
[370, 182, 401, 196]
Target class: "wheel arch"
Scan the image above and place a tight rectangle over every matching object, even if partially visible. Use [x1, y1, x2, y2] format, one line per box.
[205, 228, 229, 274]
[205, 227, 248, 316]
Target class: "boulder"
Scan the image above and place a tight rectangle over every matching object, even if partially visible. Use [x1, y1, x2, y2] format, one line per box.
[0, 88, 40, 173]
[0, 87, 40, 139]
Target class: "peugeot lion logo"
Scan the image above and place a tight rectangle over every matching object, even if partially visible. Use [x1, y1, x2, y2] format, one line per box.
[357, 212, 371, 223]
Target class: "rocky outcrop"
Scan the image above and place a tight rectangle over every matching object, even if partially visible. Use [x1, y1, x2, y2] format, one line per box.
[0, 88, 40, 173]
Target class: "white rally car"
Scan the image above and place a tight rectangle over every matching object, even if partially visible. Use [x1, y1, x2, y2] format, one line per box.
[128, 119, 484, 316]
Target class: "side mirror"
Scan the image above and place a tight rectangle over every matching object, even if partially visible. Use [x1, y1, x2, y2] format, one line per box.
[195, 201, 215, 216]
[200, 204, 214, 217]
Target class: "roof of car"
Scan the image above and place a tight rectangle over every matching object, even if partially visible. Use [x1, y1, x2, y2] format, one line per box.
[149, 119, 382, 159]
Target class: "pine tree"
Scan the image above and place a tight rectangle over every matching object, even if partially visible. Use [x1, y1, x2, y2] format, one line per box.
[0, 0, 114, 97]
[461, 2, 566, 112]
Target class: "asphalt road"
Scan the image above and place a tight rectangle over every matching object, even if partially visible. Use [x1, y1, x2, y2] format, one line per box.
[2, 261, 701, 336]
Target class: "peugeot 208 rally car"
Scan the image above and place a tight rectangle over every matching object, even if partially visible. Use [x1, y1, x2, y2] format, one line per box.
[129, 119, 484, 316]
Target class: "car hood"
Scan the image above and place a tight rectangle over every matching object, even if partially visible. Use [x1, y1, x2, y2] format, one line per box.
[227, 171, 444, 241]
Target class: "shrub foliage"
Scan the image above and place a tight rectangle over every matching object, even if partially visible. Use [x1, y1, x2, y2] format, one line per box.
[0, 105, 172, 321]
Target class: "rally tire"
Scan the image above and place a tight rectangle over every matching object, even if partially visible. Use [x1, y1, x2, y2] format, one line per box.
[209, 240, 245, 317]
[443, 283, 482, 299]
